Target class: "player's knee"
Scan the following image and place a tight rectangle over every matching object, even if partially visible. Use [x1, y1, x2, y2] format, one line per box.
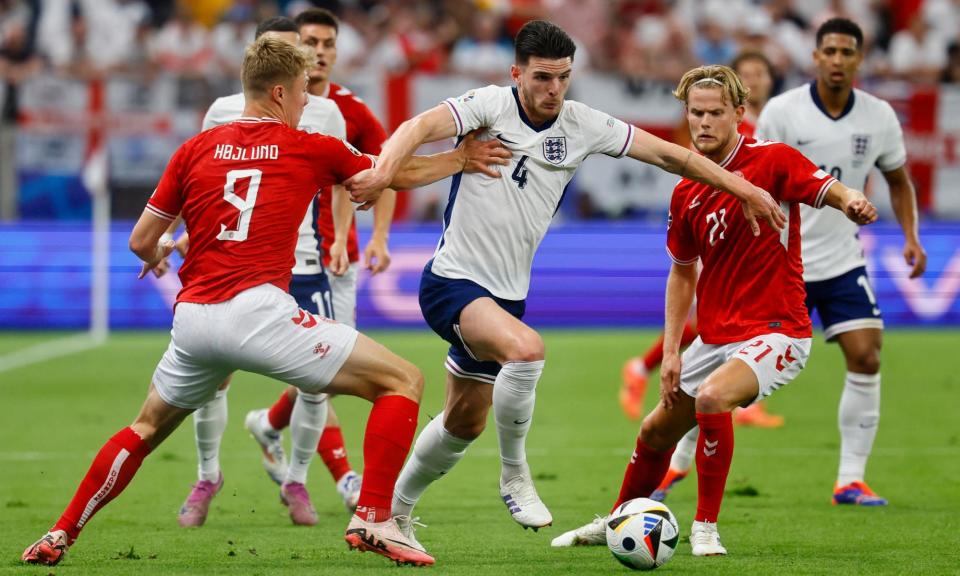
[639, 417, 672, 451]
[444, 417, 486, 441]
[847, 348, 880, 375]
[695, 383, 729, 414]
[504, 330, 544, 362]
[389, 360, 424, 401]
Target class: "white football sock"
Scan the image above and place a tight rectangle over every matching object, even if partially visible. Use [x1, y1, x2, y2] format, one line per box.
[670, 426, 699, 473]
[493, 360, 545, 482]
[284, 392, 328, 485]
[195, 388, 228, 482]
[837, 371, 881, 486]
[393, 412, 472, 518]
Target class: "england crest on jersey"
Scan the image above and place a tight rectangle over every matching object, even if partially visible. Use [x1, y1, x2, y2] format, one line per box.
[543, 136, 567, 165]
[851, 134, 871, 167]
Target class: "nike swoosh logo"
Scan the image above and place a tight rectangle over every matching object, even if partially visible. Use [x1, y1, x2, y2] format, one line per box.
[513, 418, 531, 425]
[797, 139, 814, 146]
[497, 135, 517, 144]
[688, 201, 701, 209]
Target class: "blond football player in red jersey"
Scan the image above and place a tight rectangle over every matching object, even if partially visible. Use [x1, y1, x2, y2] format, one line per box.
[552, 65, 876, 557]
[20, 37, 497, 568]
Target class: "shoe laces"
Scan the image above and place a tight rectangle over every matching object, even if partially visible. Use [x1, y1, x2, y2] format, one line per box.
[395, 515, 427, 536]
[691, 523, 720, 547]
[503, 474, 542, 507]
[282, 482, 310, 502]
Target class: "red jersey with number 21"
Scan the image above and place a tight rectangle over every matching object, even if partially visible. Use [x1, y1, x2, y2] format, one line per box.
[666, 135, 837, 344]
[146, 118, 374, 305]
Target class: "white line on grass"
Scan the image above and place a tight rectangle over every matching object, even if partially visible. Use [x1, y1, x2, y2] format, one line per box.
[0, 333, 106, 376]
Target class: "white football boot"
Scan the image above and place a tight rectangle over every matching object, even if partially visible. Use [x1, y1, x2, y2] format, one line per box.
[550, 515, 607, 547]
[244, 409, 288, 485]
[500, 465, 553, 530]
[690, 520, 727, 556]
[395, 514, 428, 553]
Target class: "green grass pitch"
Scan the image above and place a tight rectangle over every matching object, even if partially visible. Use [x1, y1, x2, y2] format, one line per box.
[1, 329, 958, 575]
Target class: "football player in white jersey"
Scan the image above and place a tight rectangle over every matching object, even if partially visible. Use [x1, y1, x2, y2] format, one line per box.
[345, 20, 787, 554]
[755, 18, 927, 506]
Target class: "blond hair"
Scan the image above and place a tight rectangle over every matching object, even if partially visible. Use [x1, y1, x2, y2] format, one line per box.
[241, 36, 310, 99]
[673, 65, 750, 107]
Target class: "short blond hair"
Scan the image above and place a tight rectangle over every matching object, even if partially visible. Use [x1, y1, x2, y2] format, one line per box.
[673, 65, 750, 107]
[241, 36, 310, 99]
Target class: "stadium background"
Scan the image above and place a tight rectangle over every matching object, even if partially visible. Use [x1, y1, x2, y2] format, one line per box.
[1, 2, 959, 574]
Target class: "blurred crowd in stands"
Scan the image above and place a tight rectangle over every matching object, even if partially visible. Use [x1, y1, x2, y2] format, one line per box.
[2, 0, 959, 117]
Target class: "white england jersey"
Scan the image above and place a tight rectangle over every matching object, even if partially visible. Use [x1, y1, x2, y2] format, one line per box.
[202, 93, 347, 275]
[755, 83, 906, 282]
[434, 84, 634, 300]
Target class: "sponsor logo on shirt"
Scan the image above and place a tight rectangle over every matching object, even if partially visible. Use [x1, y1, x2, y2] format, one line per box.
[459, 90, 476, 102]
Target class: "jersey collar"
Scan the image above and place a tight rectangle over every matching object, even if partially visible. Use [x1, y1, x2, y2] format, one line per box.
[719, 134, 744, 168]
[235, 117, 283, 124]
[512, 86, 559, 132]
[809, 81, 855, 121]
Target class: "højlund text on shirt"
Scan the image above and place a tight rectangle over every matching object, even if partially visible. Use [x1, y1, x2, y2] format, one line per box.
[213, 144, 279, 161]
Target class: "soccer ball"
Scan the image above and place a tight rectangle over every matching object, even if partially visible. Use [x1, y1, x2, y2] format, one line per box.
[606, 498, 680, 570]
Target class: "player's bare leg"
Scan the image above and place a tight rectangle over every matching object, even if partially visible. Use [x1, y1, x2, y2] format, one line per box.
[23, 385, 193, 566]
[689, 357, 762, 557]
[621, 320, 699, 420]
[393, 372, 493, 551]
[553, 393, 696, 547]
[833, 328, 886, 505]
[180, 376, 232, 527]
[327, 334, 434, 566]
[457, 297, 551, 530]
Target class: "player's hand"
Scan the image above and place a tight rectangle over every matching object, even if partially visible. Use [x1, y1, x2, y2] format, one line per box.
[344, 167, 390, 206]
[328, 240, 349, 276]
[174, 231, 190, 257]
[363, 236, 391, 275]
[903, 239, 927, 278]
[459, 130, 511, 177]
[151, 256, 171, 278]
[660, 352, 682, 410]
[138, 240, 175, 280]
[741, 186, 786, 236]
[844, 197, 878, 226]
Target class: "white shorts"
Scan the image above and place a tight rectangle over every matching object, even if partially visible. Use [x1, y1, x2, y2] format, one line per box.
[329, 263, 359, 328]
[679, 333, 812, 405]
[152, 284, 359, 409]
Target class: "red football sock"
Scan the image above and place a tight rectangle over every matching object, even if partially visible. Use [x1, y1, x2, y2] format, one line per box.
[695, 411, 734, 523]
[611, 438, 675, 512]
[317, 426, 353, 482]
[52, 427, 151, 543]
[355, 395, 418, 523]
[640, 322, 698, 372]
[267, 389, 294, 431]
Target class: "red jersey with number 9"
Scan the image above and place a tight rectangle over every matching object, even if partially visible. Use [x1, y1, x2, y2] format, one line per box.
[146, 117, 374, 305]
[666, 135, 837, 344]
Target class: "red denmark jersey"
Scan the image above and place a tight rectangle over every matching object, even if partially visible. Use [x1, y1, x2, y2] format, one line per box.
[146, 118, 373, 305]
[317, 82, 389, 265]
[666, 135, 837, 344]
[738, 116, 756, 138]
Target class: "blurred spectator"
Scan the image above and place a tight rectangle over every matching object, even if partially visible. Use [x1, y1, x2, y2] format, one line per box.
[372, 3, 456, 74]
[617, 10, 695, 86]
[924, 0, 960, 43]
[211, 1, 257, 78]
[149, 2, 212, 75]
[0, 0, 40, 118]
[766, 0, 813, 73]
[941, 41, 960, 83]
[693, 8, 737, 66]
[449, 10, 512, 81]
[889, 13, 948, 83]
[736, 10, 792, 78]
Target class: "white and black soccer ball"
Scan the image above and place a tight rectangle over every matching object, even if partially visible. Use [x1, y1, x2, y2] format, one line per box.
[606, 498, 680, 570]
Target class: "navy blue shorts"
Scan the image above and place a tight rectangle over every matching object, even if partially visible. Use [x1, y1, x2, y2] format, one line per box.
[420, 262, 526, 383]
[804, 266, 883, 341]
[289, 273, 335, 319]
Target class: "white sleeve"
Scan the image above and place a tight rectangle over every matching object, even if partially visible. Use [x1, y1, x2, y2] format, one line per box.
[443, 84, 504, 136]
[576, 102, 634, 158]
[324, 106, 347, 140]
[754, 99, 782, 142]
[202, 97, 237, 131]
[876, 102, 907, 172]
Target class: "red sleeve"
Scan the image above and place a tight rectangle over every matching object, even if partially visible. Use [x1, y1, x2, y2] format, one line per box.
[775, 144, 836, 209]
[145, 143, 187, 221]
[665, 184, 699, 265]
[352, 101, 388, 155]
[310, 134, 375, 186]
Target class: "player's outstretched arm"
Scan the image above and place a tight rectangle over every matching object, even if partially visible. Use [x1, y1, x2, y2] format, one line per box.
[384, 130, 511, 189]
[365, 188, 396, 275]
[130, 210, 176, 279]
[625, 128, 786, 235]
[329, 185, 354, 276]
[346, 105, 460, 202]
[661, 262, 698, 410]
[823, 181, 878, 226]
[882, 166, 927, 278]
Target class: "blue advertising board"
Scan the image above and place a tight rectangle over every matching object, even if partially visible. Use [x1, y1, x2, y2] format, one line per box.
[1, 222, 958, 330]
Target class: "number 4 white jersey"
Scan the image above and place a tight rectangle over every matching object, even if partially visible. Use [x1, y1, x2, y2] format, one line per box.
[435, 84, 634, 300]
[755, 83, 906, 282]
[202, 92, 347, 276]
